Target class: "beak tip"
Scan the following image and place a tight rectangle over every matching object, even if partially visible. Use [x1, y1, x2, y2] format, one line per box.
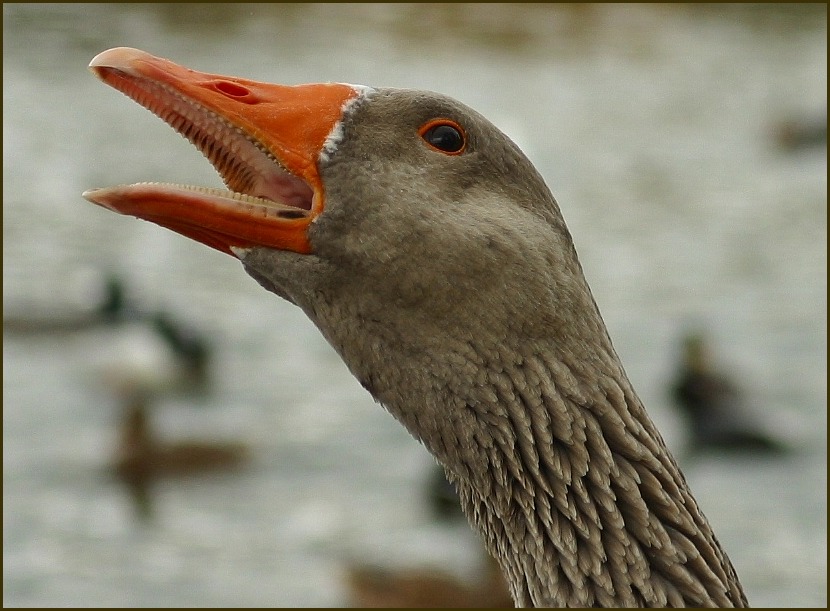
[82, 188, 113, 210]
[88, 47, 146, 70]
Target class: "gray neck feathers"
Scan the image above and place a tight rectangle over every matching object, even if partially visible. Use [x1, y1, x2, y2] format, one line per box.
[425, 338, 748, 607]
[274, 265, 749, 607]
[237, 245, 748, 608]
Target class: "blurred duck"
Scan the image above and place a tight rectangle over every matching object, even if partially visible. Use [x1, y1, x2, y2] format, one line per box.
[8, 272, 250, 515]
[80, 280, 251, 517]
[113, 391, 249, 519]
[101, 306, 251, 520]
[345, 466, 513, 608]
[671, 332, 789, 455]
[345, 555, 513, 608]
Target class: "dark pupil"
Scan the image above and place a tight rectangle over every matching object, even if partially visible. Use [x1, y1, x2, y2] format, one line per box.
[426, 124, 463, 152]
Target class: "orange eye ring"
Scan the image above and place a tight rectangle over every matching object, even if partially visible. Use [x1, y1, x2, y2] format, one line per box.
[418, 119, 467, 155]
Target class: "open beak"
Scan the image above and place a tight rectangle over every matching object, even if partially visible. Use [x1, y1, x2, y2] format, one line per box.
[83, 47, 359, 256]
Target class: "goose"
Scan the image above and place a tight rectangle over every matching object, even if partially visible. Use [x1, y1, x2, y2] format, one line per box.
[83, 47, 748, 607]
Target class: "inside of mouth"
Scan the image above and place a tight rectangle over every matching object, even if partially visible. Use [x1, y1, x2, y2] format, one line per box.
[98, 66, 314, 213]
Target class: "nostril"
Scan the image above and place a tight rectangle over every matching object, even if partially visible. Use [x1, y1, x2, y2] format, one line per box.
[213, 80, 251, 98]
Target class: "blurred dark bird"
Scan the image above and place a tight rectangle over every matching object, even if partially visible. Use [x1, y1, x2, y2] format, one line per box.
[771, 113, 827, 152]
[4, 272, 213, 395]
[427, 462, 465, 522]
[35, 273, 217, 399]
[671, 332, 789, 455]
[3, 273, 134, 335]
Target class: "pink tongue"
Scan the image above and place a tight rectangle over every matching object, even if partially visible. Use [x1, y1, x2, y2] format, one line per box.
[255, 172, 314, 208]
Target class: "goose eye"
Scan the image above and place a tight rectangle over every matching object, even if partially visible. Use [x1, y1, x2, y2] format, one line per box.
[419, 120, 466, 155]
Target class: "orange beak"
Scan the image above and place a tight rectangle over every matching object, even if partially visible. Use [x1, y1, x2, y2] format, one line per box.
[83, 47, 360, 256]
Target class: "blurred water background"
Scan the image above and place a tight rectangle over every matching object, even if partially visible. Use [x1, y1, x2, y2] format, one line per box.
[3, 3, 826, 607]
